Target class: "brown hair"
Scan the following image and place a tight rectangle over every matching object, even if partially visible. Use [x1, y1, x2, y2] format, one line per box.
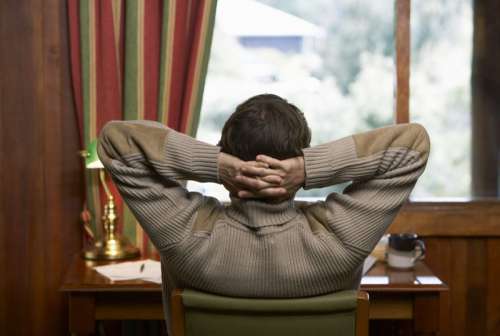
[218, 94, 311, 161]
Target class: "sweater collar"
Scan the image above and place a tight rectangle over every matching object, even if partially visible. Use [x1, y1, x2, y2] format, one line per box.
[226, 196, 299, 228]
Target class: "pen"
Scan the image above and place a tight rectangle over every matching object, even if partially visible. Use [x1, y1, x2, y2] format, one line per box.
[140, 263, 145, 273]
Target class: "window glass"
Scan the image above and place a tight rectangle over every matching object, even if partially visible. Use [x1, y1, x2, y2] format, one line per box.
[193, 0, 472, 200]
[409, 0, 472, 199]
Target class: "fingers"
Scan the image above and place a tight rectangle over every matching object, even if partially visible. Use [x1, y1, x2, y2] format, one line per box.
[258, 187, 287, 197]
[231, 155, 298, 200]
[237, 190, 255, 198]
[238, 187, 287, 199]
[248, 161, 269, 168]
[240, 165, 283, 178]
[256, 155, 283, 169]
[260, 175, 282, 184]
[235, 175, 276, 190]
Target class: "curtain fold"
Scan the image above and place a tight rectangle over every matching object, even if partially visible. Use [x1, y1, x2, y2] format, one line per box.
[68, 0, 218, 256]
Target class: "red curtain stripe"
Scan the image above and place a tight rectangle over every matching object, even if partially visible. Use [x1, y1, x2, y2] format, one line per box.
[68, 0, 218, 255]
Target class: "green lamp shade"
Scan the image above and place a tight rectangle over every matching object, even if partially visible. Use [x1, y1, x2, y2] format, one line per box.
[85, 139, 104, 169]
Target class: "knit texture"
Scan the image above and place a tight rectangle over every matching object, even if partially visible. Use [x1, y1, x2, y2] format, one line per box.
[98, 120, 430, 328]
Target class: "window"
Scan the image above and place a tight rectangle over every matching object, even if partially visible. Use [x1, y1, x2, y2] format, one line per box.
[409, 0, 472, 199]
[190, 0, 472, 201]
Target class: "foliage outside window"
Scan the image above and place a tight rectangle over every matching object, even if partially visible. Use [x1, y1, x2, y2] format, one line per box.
[190, 0, 472, 201]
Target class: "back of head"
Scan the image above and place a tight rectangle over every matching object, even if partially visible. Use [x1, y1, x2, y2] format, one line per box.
[218, 94, 311, 161]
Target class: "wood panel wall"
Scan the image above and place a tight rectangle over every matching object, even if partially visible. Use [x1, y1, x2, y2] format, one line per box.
[0, 1, 83, 335]
[0, 1, 499, 336]
[385, 202, 500, 336]
[423, 237, 500, 336]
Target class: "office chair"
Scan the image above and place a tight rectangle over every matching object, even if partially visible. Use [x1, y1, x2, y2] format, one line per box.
[170, 288, 369, 336]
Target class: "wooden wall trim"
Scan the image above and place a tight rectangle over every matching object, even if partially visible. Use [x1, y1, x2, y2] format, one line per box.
[421, 237, 500, 336]
[471, 0, 500, 197]
[394, 0, 410, 124]
[389, 200, 500, 237]
[0, 1, 83, 334]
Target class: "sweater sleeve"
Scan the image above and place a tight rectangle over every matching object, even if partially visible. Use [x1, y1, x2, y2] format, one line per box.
[302, 123, 430, 255]
[97, 120, 221, 250]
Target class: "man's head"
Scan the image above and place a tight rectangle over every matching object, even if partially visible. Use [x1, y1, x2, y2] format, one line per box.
[218, 94, 311, 161]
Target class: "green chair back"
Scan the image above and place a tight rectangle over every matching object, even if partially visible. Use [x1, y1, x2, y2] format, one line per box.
[171, 289, 369, 336]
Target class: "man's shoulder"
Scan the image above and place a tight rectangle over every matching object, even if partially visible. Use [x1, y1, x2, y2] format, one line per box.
[296, 201, 331, 234]
[191, 196, 223, 234]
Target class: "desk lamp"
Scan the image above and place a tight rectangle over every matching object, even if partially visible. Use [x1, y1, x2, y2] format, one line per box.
[81, 139, 140, 260]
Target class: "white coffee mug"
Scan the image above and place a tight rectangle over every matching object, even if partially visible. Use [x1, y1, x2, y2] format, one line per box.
[386, 233, 425, 269]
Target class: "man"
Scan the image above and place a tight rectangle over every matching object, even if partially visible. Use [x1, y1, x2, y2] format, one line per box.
[98, 93, 430, 329]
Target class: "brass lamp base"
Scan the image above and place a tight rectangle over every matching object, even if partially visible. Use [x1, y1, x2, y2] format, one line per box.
[83, 236, 140, 260]
[80, 148, 142, 261]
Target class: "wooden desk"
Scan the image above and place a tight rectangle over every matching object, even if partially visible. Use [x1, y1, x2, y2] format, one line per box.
[361, 262, 448, 335]
[61, 257, 448, 335]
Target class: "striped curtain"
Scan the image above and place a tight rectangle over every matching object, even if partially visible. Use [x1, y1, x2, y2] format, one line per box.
[68, 0, 217, 256]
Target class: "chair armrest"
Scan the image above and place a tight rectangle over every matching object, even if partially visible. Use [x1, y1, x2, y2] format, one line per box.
[171, 289, 185, 336]
[356, 291, 370, 336]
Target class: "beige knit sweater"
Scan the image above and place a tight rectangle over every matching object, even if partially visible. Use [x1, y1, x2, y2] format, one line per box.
[98, 120, 430, 326]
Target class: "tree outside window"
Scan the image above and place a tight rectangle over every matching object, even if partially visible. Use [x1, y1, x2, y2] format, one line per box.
[191, 0, 472, 201]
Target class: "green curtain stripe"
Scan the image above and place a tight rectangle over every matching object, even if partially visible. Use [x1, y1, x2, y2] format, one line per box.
[80, 1, 98, 235]
[122, 0, 141, 245]
[124, 0, 140, 120]
[157, 0, 171, 124]
[188, 0, 218, 136]
[76, 0, 219, 250]
[90, 172, 103, 237]
[80, 1, 91, 147]
[122, 205, 137, 243]
[122, 205, 137, 245]
[83, 173, 97, 234]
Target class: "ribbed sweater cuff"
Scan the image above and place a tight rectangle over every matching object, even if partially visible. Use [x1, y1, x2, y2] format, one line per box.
[303, 136, 357, 189]
[165, 131, 220, 183]
[191, 142, 220, 183]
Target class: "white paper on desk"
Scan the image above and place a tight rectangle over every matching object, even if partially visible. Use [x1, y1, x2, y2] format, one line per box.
[94, 257, 376, 284]
[93, 259, 162, 284]
[362, 255, 377, 275]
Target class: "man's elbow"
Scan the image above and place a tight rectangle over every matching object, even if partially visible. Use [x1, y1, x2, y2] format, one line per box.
[409, 123, 431, 162]
[97, 121, 127, 166]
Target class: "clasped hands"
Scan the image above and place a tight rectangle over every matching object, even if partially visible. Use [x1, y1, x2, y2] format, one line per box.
[218, 153, 305, 200]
